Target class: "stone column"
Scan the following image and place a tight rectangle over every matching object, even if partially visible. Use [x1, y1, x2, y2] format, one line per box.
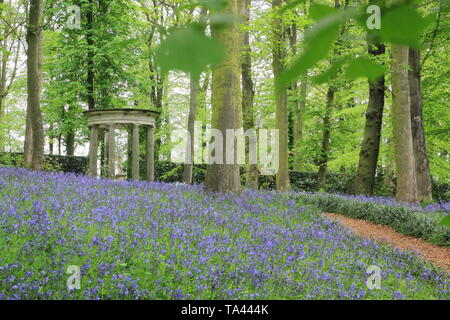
[107, 124, 116, 179]
[88, 125, 98, 177]
[132, 124, 140, 180]
[146, 126, 155, 182]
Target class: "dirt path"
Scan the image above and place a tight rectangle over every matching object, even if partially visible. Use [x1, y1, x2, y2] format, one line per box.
[324, 213, 450, 275]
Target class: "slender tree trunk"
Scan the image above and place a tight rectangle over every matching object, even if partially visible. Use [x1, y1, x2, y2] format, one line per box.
[149, 54, 165, 161]
[58, 133, 62, 155]
[65, 105, 76, 155]
[317, 88, 334, 188]
[287, 22, 306, 171]
[183, 74, 198, 184]
[86, 0, 95, 110]
[66, 132, 75, 156]
[24, 113, 33, 165]
[27, 0, 44, 171]
[205, 0, 242, 193]
[183, 9, 207, 184]
[391, 44, 418, 203]
[198, 71, 210, 147]
[272, 0, 290, 190]
[0, 27, 6, 152]
[408, 47, 432, 201]
[317, 0, 343, 189]
[293, 79, 306, 170]
[49, 123, 54, 155]
[352, 41, 386, 195]
[242, 0, 258, 189]
[0, 0, 5, 147]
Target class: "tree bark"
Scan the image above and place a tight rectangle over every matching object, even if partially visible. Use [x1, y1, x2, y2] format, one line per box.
[24, 112, 33, 166]
[27, 0, 44, 171]
[352, 41, 386, 195]
[49, 123, 54, 155]
[292, 79, 306, 170]
[205, 0, 242, 193]
[316, 0, 344, 189]
[391, 44, 418, 203]
[86, 0, 95, 110]
[183, 75, 198, 184]
[287, 22, 306, 171]
[272, 0, 290, 191]
[183, 8, 207, 184]
[66, 105, 75, 155]
[317, 88, 334, 188]
[241, 0, 258, 189]
[408, 47, 432, 201]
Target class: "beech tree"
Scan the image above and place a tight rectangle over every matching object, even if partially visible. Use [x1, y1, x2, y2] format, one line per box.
[352, 8, 386, 196]
[391, 44, 418, 203]
[0, 0, 22, 152]
[25, 0, 44, 171]
[408, 47, 433, 201]
[241, 0, 258, 189]
[272, 0, 290, 191]
[205, 0, 242, 193]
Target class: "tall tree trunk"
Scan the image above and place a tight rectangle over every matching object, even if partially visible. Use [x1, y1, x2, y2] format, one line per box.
[27, 0, 44, 171]
[198, 71, 211, 154]
[86, 0, 95, 110]
[149, 51, 165, 161]
[242, 0, 258, 189]
[391, 44, 418, 203]
[317, 0, 343, 189]
[409, 47, 432, 201]
[58, 133, 62, 155]
[205, 0, 242, 193]
[183, 74, 198, 184]
[49, 123, 54, 155]
[24, 113, 33, 166]
[183, 8, 207, 184]
[65, 105, 76, 156]
[272, 0, 290, 190]
[352, 41, 386, 195]
[292, 80, 306, 170]
[0, 0, 5, 150]
[317, 88, 334, 188]
[66, 132, 75, 156]
[287, 22, 306, 171]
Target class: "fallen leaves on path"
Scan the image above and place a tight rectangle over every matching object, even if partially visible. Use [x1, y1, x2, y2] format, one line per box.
[324, 212, 450, 275]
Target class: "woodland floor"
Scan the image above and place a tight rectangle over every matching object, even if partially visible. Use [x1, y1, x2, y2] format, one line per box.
[324, 213, 450, 275]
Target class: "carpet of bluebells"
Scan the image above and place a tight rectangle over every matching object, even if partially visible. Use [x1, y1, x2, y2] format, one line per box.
[0, 167, 448, 300]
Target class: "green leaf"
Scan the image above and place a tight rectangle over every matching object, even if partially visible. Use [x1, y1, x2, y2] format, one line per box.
[442, 0, 450, 13]
[309, 3, 337, 21]
[198, 0, 229, 12]
[209, 12, 240, 28]
[276, 12, 340, 91]
[440, 215, 450, 228]
[312, 55, 351, 84]
[345, 57, 385, 81]
[155, 25, 224, 79]
[276, 4, 360, 91]
[379, 6, 427, 47]
[278, 0, 307, 14]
